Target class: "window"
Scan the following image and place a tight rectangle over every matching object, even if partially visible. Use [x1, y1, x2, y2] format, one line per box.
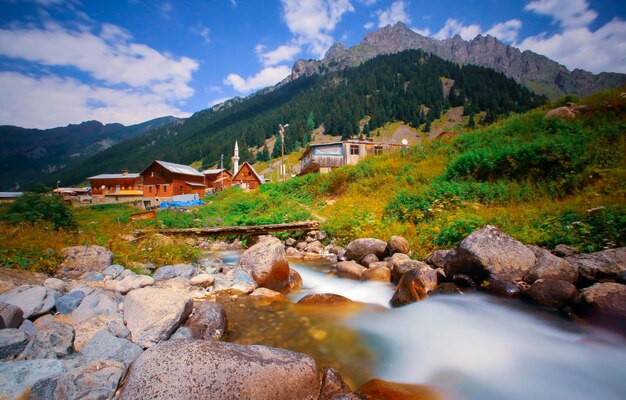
[156, 184, 160, 192]
[163, 185, 167, 193]
[350, 145, 360, 155]
[179, 185, 183, 191]
[151, 172, 154, 177]
[374, 145, 383, 155]
[148, 186, 152, 193]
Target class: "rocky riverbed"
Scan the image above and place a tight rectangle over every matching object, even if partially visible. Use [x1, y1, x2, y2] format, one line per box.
[0, 226, 625, 399]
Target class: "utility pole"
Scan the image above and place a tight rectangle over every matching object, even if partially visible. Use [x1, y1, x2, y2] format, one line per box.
[220, 154, 224, 191]
[279, 123, 289, 181]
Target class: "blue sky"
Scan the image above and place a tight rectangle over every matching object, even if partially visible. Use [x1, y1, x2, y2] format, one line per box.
[0, 0, 624, 128]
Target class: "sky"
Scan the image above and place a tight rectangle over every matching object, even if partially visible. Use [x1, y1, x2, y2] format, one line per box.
[0, 0, 624, 129]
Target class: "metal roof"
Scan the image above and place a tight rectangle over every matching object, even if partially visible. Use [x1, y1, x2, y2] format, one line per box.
[0, 192, 23, 198]
[184, 181, 207, 187]
[154, 160, 204, 177]
[87, 173, 140, 179]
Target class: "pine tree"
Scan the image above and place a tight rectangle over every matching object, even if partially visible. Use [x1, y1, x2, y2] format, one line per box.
[272, 134, 283, 159]
[306, 111, 315, 132]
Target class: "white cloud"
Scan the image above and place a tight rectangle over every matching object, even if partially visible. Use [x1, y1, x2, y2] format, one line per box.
[485, 19, 522, 42]
[256, 43, 301, 66]
[209, 96, 233, 107]
[0, 72, 191, 128]
[524, 0, 597, 28]
[433, 18, 481, 40]
[223, 66, 292, 93]
[281, 0, 355, 58]
[359, 0, 377, 5]
[376, 0, 411, 28]
[411, 26, 431, 37]
[364, 21, 374, 30]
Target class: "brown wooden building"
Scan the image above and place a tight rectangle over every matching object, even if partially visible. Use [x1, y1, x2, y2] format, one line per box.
[202, 168, 233, 191]
[88, 172, 143, 198]
[232, 161, 263, 190]
[140, 160, 207, 198]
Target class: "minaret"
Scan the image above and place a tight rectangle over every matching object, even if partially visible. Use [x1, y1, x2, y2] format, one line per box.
[232, 141, 240, 175]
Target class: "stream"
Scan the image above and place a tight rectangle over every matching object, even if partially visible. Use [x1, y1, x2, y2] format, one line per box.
[214, 251, 626, 399]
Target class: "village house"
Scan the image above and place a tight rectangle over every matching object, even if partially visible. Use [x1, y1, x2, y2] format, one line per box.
[299, 138, 404, 175]
[88, 171, 143, 204]
[202, 168, 233, 191]
[0, 192, 23, 203]
[140, 160, 207, 200]
[232, 161, 264, 190]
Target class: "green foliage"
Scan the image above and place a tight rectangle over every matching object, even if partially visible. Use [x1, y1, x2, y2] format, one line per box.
[433, 215, 485, 246]
[3, 193, 77, 230]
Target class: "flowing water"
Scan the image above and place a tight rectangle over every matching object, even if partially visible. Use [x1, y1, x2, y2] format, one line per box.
[214, 251, 626, 399]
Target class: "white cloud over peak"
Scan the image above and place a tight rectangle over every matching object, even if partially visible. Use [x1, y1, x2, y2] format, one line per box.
[256, 43, 301, 66]
[433, 18, 481, 40]
[376, 0, 411, 28]
[223, 65, 292, 93]
[485, 19, 523, 42]
[524, 0, 597, 28]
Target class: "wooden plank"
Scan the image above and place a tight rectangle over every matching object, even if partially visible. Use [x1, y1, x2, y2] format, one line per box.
[130, 211, 157, 221]
[133, 220, 319, 237]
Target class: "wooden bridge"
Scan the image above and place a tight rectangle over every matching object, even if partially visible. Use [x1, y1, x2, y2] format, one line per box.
[133, 220, 320, 237]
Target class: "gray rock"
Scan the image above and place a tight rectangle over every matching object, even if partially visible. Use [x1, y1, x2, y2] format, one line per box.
[444, 225, 536, 283]
[43, 278, 67, 293]
[20, 321, 74, 360]
[124, 287, 193, 348]
[336, 261, 367, 280]
[572, 282, 626, 319]
[106, 274, 154, 294]
[170, 326, 192, 340]
[57, 245, 113, 279]
[0, 300, 24, 328]
[390, 265, 438, 307]
[238, 237, 290, 292]
[28, 376, 60, 400]
[55, 291, 86, 315]
[158, 276, 191, 289]
[80, 272, 104, 282]
[345, 238, 388, 263]
[19, 319, 38, 338]
[82, 331, 143, 368]
[386, 236, 410, 255]
[118, 339, 320, 400]
[69, 289, 121, 325]
[115, 269, 136, 281]
[525, 246, 578, 284]
[565, 248, 626, 285]
[185, 301, 228, 340]
[53, 360, 124, 400]
[73, 314, 129, 351]
[0, 359, 66, 399]
[189, 274, 214, 288]
[361, 254, 380, 268]
[425, 250, 450, 269]
[0, 329, 29, 359]
[0, 285, 56, 319]
[528, 279, 577, 308]
[153, 264, 200, 281]
[102, 264, 125, 279]
[197, 258, 224, 274]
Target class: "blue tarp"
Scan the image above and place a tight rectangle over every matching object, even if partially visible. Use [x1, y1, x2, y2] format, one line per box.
[159, 199, 205, 209]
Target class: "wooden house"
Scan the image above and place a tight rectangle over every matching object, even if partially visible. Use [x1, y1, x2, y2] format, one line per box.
[88, 172, 143, 202]
[299, 139, 404, 175]
[232, 161, 263, 190]
[0, 192, 23, 203]
[140, 160, 207, 199]
[202, 168, 233, 191]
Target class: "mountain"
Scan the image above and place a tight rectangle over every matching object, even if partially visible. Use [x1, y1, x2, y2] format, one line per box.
[0, 116, 178, 190]
[282, 22, 626, 99]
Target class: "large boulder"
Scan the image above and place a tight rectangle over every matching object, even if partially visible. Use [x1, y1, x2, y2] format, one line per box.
[361, 263, 391, 282]
[571, 282, 626, 332]
[0, 359, 66, 399]
[105, 274, 154, 294]
[390, 260, 430, 283]
[238, 237, 290, 292]
[0, 329, 29, 360]
[0, 301, 24, 328]
[425, 250, 450, 269]
[52, 360, 125, 400]
[82, 331, 143, 368]
[153, 264, 200, 281]
[528, 279, 577, 308]
[20, 321, 74, 360]
[565, 248, 626, 285]
[55, 290, 85, 315]
[444, 225, 536, 282]
[390, 265, 438, 307]
[0, 285, 56, 319]
[43, 278, 67, 293]
[73, 314, 130, 351]
[118, 339, 320, 400]
[345, 238, 387, 263]
[336, 261, 367, 280]
[524, 246, 578, 284]
[249, 288, 290, 305]
[124, 287, 193, 348]
[386, 236, 410, 255]
[184, 301, 228, 341]
[57, 245, 113, 278]
[69, 289, 121, 325]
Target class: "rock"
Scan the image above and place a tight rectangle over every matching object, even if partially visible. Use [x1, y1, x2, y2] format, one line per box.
[317, 231, 328, 241]
[53, 360, 124, 400]
[336, 261, 367, 280]
[391, 265, 438, 307]
[124, 287, 193, 348]
[545, 106, 576, 120]
[425, 250, 450, 269]
[390, 253, 411, 263]
[106, 274, 154, 294]
[552, 244, 579, 257]
[565, 248, 626, 285]
[571, 282, 626, 331]
[444, 225, 536, 283]
[0, 301, 24, 328]
[432, 282, 464, 295]
[528, 279, 577, 308]
[170, 326, 192, 340]
[19, 319, 38, 338]
[198, 257, 224, 274]
[391, 260, 429, 283]
[185, 301, 228, 340]
[190, 274, 214, 288]
[0, 267, 48, 295]
[452, 274, 477, 287]
[57, 245, 113, 278]
[361, 254, 380, 268]
[361, 263, 391, 282]
[249, 288, 290, 305]
[286, 247, 304, 258]
[0, 329, 29, 360]
[0, 285, 56, 319]
[82, 331, 143, 368]
[69, 289, 121, 325]
[387, 236, 410, 255]
[20, 322, 74, 360]
[115, 269, 135, 281]
[102, 264, 125, 279]
[0, 359, 66, 399]
[33, 314, 55, 329]
[296, 241, 308, 251]
[73, 314, 130, 351]
[285, 237, 297, 247]
[479, 277, 521, 298]
[80, 272, 104, 282]
[307, 241, 325, 254]
[158, 276, 191, 289]
[319, 368, 352, 400]
[153, 264, 200, 281]
[118, 339, 320, 400]
[358, 379, 443, 400]
[43, 278, 67, 293]
[55, 290, 85, 315]
[346, 238, 388, 263]
[247, 234, 275, 247]
[524, 246, 578, 284]
[297, 293, 353, 306]
[289, 268, 303, 291]
[238, 237, 290, 292]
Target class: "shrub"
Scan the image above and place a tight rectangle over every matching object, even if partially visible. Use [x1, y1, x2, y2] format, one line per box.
[4, 193, 77, 230]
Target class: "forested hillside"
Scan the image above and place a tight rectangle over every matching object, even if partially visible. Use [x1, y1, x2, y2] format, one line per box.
[54, 49, 544, 187]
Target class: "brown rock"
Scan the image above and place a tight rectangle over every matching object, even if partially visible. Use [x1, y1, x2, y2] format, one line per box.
[545, 106, 576, 120]
[118, 339, 320, 400]
[0, 267, 48, 295]
[185, 301, 227, 341]
[289, 268, 303, 291]
[552, 244, 579, 257]
[390, 265, 437, 307]
[565, 248, 626, 285]
[346, 238, 388, 263]
[391, 260, 429, 283]
[238, 237, 290, 292]
[362, 264, 391, 282]
[528, 279, 576, 308]
[358, 379, 443, 400]
[249, 288, 290, 305]
[297, 293, 353, 306]
[386, 236, 410, 255]
[424, 250, 450, 269]
[286, 247, 304, 259]
[361, 254, 380, 268]
[336, 261, 367, 280]
[319, 368, 352, 400]
[524, 246, 578, 284]
[431, 283, 464, 295]
[57, 245, 113, 279]
[479, 277, 521, 298]
[571, 282, 626, 322]
[0, 301, 24, 329]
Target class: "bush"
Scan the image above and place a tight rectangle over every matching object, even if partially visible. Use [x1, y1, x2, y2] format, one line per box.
[4, 193, 77, 230]
[432, 215, 484, 246]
